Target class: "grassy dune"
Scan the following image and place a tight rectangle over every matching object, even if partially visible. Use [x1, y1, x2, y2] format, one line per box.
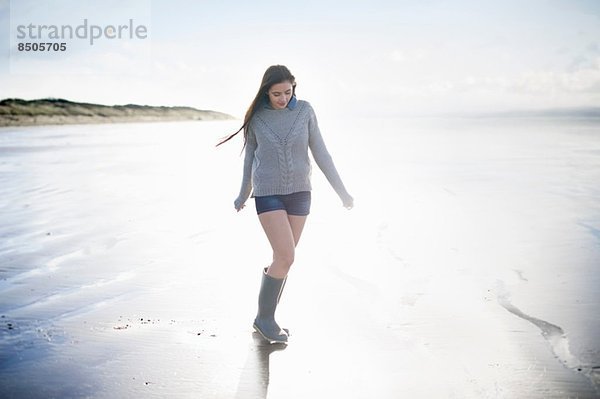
[0, 98, 234, 127]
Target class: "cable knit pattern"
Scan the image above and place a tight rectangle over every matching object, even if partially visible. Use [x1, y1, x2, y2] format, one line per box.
[235, 99, 350, 208]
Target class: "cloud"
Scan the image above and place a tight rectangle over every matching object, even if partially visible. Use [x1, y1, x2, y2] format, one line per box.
[3, 0, 600, 116]
[516, 67, 600, 94]
[514, 54, 600, 94]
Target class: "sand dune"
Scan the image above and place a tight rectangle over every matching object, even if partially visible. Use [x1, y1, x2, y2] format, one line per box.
[0, 98, 234, 127]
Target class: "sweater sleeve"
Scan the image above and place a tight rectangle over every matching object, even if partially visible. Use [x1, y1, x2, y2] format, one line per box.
[307, 104, 351, 202]
[234, 126, 257, 209]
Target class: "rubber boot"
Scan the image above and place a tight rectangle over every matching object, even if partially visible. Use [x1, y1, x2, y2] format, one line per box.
[263, 267, 287, 305]
[253, 270, 288, 344]
[277, 274, 287, 304]
[275, 270, 290, 336]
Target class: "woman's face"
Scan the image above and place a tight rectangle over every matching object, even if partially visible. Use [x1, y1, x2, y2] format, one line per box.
[267, 81, 293, 110]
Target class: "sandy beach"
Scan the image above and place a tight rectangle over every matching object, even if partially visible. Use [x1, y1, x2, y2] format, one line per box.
[1, 117, 599, 398]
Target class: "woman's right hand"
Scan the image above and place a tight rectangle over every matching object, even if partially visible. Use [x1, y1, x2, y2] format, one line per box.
[234, 198, 246, 212]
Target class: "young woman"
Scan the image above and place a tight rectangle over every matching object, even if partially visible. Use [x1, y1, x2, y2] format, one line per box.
[218, 65, 354, 344]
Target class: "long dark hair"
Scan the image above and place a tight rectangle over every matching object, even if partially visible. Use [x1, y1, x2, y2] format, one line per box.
[216, 65, 296, 147]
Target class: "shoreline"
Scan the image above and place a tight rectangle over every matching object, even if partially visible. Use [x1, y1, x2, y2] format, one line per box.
[0, 114, 234, 128]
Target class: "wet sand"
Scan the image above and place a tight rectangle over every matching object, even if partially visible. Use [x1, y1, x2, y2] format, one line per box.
[0, 118, 599, 398]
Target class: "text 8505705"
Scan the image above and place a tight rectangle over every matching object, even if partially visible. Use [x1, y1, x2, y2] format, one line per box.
[17, 42, 67, 52]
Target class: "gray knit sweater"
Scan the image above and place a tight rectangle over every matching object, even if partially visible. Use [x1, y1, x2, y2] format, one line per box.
[235, 98, 350, 208]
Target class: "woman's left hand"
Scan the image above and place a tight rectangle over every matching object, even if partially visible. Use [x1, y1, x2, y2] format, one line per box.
[342, 194, 354, 210]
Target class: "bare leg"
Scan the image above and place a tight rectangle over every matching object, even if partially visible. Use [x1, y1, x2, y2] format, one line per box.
[276, 214, 307, 304]
[288, 214, 308, 247]
[255, 211, 308, 341]
[258, 211, 308, 279]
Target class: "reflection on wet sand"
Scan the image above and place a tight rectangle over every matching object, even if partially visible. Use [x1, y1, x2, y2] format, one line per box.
[235, 333, 287, 399]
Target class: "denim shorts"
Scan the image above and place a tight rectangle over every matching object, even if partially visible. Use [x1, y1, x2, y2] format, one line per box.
[254, 191, 311, 216]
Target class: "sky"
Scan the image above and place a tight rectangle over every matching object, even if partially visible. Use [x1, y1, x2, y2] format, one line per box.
[1, 0, 599, 118]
